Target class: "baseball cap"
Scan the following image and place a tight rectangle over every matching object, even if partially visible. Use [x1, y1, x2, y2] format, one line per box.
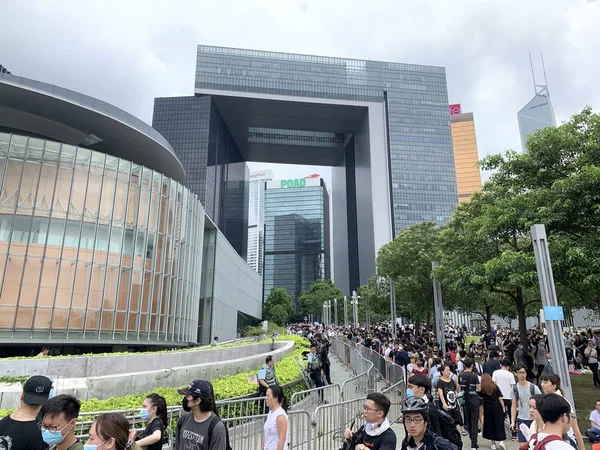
[23, 375, 53, 405]
[177, 380, 213, 398]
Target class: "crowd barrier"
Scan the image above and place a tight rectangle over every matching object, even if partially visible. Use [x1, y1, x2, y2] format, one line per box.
[72, 335, 404, 449]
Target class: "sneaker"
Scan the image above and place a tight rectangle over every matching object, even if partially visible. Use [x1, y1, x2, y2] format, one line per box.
[511, 436, 518, 442]
[499, 442, 506, 450]
[491, 445, 497, 450]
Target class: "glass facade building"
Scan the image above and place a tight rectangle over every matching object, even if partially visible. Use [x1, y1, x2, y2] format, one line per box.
[263, 178, 330, 307]
[517, 93, 557, 151]
[0, 133, 204, 345]
[195, 45, 458, 233]
[247, 170, 273, 275]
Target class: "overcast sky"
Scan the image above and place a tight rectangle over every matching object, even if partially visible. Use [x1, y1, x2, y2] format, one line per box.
[2, 0, 598, 185]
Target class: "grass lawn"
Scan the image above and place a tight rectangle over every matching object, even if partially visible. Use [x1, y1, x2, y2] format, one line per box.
[571, 373, 598, 436]
[465, 335, 480, 347]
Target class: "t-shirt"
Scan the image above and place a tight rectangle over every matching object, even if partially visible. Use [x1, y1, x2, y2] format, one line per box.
[437, 378, 459, 410]
[175, 412, 227, 450]
[0, 415, 47, 450]
[492, 369, 515, 399]
[263, 407, 288, 450]
[139, 417, 164, 450]
[535, 433, 574, 450]
[458, 371, 480, 406]
[590, 409, 600, 428]
[515, 382, 541, 420]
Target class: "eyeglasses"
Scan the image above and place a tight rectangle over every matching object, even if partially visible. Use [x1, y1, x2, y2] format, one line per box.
[404, 417, 425, 424]
[516, 371, 527, 374]
[363, 404, 381, 412]
[38, 421, 71, 433]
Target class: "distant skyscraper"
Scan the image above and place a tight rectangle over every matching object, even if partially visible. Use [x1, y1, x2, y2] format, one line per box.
[517, 54, 557, 151]
[247, 169, 273, 275]
[0, 65, 10, 75]
[450, 105, 482, 202]
[263, 177, 330, 308]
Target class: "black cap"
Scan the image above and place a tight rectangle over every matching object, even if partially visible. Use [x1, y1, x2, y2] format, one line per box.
[23, 375, 53, 405]
[177, 380, 213, 398]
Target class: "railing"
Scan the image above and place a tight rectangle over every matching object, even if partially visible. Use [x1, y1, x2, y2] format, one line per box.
[290, 383, 342, 409]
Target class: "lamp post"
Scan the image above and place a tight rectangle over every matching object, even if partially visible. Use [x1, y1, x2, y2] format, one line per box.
[389, 277, 397, 339]
[344, 296, 348, 326]
[351, 290, 360, 327]
[333, 298, 338, 326]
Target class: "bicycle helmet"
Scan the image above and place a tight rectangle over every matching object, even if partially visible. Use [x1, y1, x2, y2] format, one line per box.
[401, 396, 429, 419]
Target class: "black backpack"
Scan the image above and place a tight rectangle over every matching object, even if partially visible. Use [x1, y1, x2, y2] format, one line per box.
[437, 409, 463, 449]
[177, 411, 232, 450]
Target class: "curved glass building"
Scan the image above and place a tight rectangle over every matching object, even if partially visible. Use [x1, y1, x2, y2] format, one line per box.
[0, 73, 205, 348]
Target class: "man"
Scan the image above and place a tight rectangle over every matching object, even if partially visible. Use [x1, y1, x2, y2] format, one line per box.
[307, 344, 325, 402]
[258, 355, 278, 396]
[407, 374, 441, 435]
[395, 343, 410, 368]
[534, 393, 575, 450]
[483, 351, 501, 376]
[39, 394, 83, 450]
[176, 379, 228, 450]
[319, 337, 332, 385]
[399, 397, 456, 450]
[510, 364, 541, 443]
[542, 352, 554, 376]
[0, 375, 53, 450]
[587, 399, 600, 443]
[343, 393, 397, 450]
[513, 342, 526, 367]
[37, 347, 50, 357]
[211, 336, 220, 346]
[458, 358, 480, 450]
[534, 338, 547, 384]
[492, 358, 515, 425]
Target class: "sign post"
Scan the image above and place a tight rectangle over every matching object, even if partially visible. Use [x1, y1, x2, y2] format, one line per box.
[431, 261, 445, 351]
[531, 224, 574, 407]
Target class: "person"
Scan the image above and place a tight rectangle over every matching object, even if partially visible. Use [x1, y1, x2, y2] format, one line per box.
[407, 374, 441, 435]
[458, 358, 480, 450]
[0, 374, 53, 450]
[534, 338, 547, 385]
[510, 364, 541, 444]
[307, 344, 325, 402]
[437, 364, 464, 432]
[514, 343, 526, 367]
[136, 393, 167, 450]
[262, 385, 288, 450]
[586, 399, 600, 443]
[533, 394, 575, 450]
[539, 373, 585, 450]
[413, 357, 429, 376]
[479, 373, 506, 450]
[37, 347, 50, 357]
[176, 380, 228, 450]
[38, 394, 83, 450]
[211, 336, 220, 347]
[483, 351, 501, 376]
[319, 337, 332, 385]
[584, 340, 600, 389]
[86, 413, 141, 450]
[492, 358, 515, 425]
[520, 394, 545, 446]
[343, 393, 396, 450]
[258, 355, 279, 396]
[399, 397, 457, 450]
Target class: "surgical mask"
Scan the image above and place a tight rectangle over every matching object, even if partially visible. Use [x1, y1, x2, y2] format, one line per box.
[406, 388, 415, 398]
[140, 407, 151, 420]
[84, 443, 105, 450]
[42, 429, 66, 445]
[547, 359, 552, 364]
[182, 397, 192, 412]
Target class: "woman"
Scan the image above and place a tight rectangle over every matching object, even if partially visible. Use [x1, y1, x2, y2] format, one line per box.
[479, 373, 506, 450]
[584, 340, 600, 388]
[540, 373, 585, 450]
[86, 413, 141, 450]
[437, 363, 464, 432]
[519, 394, 544, 450]
[412, 357, 429, 376]
[262, 385, 288, 450]
[136, 393, 167, 450]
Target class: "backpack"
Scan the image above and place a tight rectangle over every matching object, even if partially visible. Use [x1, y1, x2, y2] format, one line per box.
[437, 409, 463, 449]
[176, 411, 232, 450]
[512, 382, 536, 405]
[532, 434, 568, 450]
[433, 433, 460, 450]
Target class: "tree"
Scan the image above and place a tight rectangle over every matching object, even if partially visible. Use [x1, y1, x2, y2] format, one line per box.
[298, 279, 343, 320]
[263, 288, 294, 326]
[356, 275, 392, 323]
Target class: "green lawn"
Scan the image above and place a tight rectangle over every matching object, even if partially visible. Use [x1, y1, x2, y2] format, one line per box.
[572, 373, 598, 436]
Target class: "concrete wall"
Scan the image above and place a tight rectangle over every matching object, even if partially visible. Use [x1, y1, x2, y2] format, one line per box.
[0, 340, 295, 409]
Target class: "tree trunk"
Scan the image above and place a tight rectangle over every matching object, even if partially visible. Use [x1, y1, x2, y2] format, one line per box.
[485, 305, 492, 332]
[516, 287, 527, 344]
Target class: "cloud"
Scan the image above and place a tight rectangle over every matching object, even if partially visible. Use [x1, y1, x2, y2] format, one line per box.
[1, 0, 598, 185]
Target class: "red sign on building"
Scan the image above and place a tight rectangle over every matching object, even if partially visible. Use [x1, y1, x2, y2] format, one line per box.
[449, 104, 462, 115]
[305, 173, 320, 179]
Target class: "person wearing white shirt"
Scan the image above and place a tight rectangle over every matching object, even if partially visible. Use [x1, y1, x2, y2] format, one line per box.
[262, 385, 289, 450]
[588, 400, 600, 443]
[535, 394, 576, 450]
[492, 358, 515, 423]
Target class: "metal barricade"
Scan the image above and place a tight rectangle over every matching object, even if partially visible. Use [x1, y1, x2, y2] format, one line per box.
[223, 413, 267, 449]
[312, 397, 365, 450]
[381, 380, 404, 424]
[289, 409, 313, 450]
[290, 383, 342, 409]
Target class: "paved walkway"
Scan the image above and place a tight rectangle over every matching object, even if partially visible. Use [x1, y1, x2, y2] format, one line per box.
[327, 354, 521, 450]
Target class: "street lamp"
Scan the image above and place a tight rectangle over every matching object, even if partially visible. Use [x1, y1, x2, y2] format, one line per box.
[343, 296, 348, 326]
[351, 290, 360, 327]
[333, 298, 338, 326]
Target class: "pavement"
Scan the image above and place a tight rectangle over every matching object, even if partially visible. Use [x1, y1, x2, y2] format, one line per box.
[327, 354, 521, 450]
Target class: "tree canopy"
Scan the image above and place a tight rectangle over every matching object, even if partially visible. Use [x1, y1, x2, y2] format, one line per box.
[263, 288, 294, 326]
[298, 279, 344, 321]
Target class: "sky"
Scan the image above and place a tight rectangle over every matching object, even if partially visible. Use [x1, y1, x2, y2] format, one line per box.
[1, 0, 599, 185]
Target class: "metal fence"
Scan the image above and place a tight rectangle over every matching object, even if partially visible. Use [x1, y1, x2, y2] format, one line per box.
[290, 383, 342, 409]
[312, 397, 366, 450]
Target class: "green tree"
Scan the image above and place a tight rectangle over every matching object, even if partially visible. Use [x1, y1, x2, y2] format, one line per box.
[356, 275, 392, 323]
[298, 279, 343, 320]
[263, 288, 294, 326]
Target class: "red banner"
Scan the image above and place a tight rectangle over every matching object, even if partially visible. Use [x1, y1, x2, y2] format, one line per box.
[449, 104, 462, 115]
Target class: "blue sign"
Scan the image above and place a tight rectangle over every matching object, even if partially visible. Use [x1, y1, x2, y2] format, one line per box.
[543, 306, 564, 321]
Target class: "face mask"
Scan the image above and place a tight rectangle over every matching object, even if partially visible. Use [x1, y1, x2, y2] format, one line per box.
[84, 443, 105, 450]
[547, 359, 552, 364]
[406, 388, 415, 398]
[42, 430, 66, 445]
[519, 345, 523, 349]
[140, 407, 151, 420]
[182, 397, 192, 412]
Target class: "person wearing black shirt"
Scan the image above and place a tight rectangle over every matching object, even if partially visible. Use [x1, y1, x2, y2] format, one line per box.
[483, 351, 501, 376]
[400, 397, 456, 450]
[319, 338, 332, 385]
[343, 393, 396, 450]
[136, 393, 167, 450]
[407, 374, 441, 436]
[458, 359, 481, 450]
[0, 375, 52, 450]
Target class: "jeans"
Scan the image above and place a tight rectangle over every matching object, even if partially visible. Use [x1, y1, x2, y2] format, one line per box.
[588, 427, 600, 443]
[312, 369, 325, 401]
[589, 362, 600, 387]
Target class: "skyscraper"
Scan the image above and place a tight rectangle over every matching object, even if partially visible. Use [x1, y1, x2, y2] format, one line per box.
[450, 105, 482, 202]
[263, 177, 330, 307]
[247, 169, 273, 275]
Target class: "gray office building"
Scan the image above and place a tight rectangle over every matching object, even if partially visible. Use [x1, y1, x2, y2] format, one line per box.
[263, 178, 330, 306]
[153, 45, 457, 295]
